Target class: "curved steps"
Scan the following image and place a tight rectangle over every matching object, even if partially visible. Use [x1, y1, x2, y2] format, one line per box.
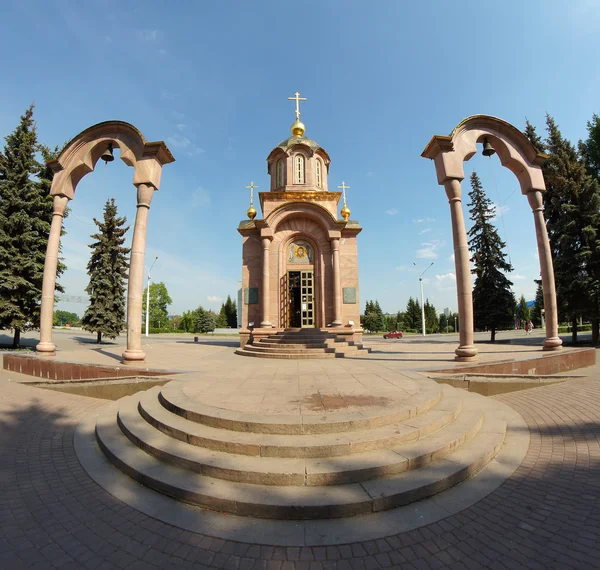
[235, 329, 371, 359]
[158, 379, 442, 435]
[95, 379, 507, 520]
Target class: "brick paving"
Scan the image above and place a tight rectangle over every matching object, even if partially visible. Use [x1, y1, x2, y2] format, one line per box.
[1, 343, 600, 568]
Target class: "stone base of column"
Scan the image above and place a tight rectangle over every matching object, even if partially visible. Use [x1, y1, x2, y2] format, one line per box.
[455, 345, 478, 361]
[542, 337, 563, 351]
[332, 320, 343, 327]
[260, 321, 272, 328]
[122, 349, 146, 363]
[36, 342, 56, 355]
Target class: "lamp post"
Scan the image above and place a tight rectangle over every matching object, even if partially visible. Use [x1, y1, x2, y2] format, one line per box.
[413, 261, 434, 336]
[145, 256, 158, 337]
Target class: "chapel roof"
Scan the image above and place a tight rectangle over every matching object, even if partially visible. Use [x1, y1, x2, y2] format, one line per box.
[276, 135, 323, 153]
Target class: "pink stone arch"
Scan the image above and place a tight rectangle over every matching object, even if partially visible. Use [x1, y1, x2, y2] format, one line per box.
[422, 115, 561, 361]
[37, 121, 175, 362]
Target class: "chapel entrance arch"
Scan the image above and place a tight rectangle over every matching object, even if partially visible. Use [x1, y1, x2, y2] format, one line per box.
[283, 238, 317, 328]
[422, 115, 562, 361]
[36, 121, 174, 363]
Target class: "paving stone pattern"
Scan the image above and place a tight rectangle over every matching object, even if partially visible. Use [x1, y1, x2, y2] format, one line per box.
[1, 371, 600, 569]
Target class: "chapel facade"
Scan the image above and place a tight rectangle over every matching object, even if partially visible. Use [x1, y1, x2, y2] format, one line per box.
[237, 95, 362, 346]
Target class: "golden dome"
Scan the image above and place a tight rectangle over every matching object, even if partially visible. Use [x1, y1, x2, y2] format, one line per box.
[341, 205, 351, 221]
[247, 205, 257, 220]
[291, 119, 305, 137]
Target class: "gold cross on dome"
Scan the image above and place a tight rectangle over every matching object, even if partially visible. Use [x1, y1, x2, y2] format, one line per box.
[246, 181, 258, 204]
[288, 91, 307, 121]
[338, 181, 350, 204]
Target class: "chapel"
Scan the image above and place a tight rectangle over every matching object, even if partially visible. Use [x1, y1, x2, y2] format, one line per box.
[237, 94, 363, 348]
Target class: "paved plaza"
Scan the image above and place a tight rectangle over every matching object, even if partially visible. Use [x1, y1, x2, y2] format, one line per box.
[1, 330, 599, 569]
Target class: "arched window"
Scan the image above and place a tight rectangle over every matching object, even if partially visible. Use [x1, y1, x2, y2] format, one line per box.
[276, 159, 284, 187]
[315, 159, 322, 188]
[294, 155, 305, 184]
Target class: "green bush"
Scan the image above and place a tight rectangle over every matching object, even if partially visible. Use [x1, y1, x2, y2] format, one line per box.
[558, 324, 592, 333]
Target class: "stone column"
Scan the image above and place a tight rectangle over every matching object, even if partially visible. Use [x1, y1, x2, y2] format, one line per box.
[37, 195, 70, 354]
[123, 183, 155, 362]
[527, 190, 562, 350]
[444, 179, 477, 361]
[331, 238, 342, 326]
[260, 237, 272, 327]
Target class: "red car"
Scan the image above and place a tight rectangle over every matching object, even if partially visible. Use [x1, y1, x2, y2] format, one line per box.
[383, 330, 403, 339]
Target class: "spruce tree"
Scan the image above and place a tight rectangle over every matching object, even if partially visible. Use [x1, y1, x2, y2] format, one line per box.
[424, 300, 438, 333]
[543, 115, 600, 343]
[82, 199, 130, 343]
[224, 295, 237, 328]
[467, 171, 515, 342]
[404, 297, 421, 331]
[531, 279, 544, 328]
[516, 295, 530, 328]
[0, 105, 64, 347]
[579, 114, 600, 344]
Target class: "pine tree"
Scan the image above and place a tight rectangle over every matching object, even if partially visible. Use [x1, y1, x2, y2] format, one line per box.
[216, 303, 228, 328]
[468, 171, 515, 342]
[543, 115, 600, 343]
[579, 114, 600, 344]
[531, 279, 544, 328]
[424, 300, 438, 333]
[81, 199, 130, 343]
[516, 295, 530, 328]
[0, 105, 64, 347]
[224, 295, 237, 328]
[404, 297, 421, 331]
[373, 300, 384, 332]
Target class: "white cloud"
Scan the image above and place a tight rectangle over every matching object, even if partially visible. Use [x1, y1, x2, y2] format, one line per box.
[449, 253, 455, 261]
[418, 227, 432, 235]
[435, 273, 456, 284]
[136, 29, 160, 42]
[167, 134, 191, 148]
[416, 240, 443, 259]
[413, 217, 435, 224]
[191, 187, 211, 208]
[176, 124, 186, 131]
[385, 208, 398, 216]
[513, 274, 526, 280]
[207, 295, 221, 304]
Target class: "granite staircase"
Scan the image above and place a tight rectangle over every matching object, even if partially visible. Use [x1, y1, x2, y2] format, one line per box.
[95, 379, 508, 520]
[235, 328, 372, 359]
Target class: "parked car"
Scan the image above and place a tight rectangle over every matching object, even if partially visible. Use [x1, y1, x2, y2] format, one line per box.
[383, 330, 403, 339]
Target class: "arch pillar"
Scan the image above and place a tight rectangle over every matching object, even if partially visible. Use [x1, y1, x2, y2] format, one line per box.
[527, 191, 562, 350]
[122, 183, 155, 362]
[37, 195, 70, 355]
[444, 178, 478, 361]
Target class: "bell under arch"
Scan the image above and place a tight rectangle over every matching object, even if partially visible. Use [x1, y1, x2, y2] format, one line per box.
[36, 120, 175, 363]
[422, 114, 561, 361]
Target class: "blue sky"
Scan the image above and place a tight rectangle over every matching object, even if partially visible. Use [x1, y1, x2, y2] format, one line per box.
[2, 1, 599, 318]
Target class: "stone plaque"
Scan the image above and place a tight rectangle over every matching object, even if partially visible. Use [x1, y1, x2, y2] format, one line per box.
[343, 287, 356, 304]
[245, 287, 259, 305]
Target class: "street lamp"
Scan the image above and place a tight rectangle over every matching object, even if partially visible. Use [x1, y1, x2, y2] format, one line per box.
[145, 256, 158, 337]
[413, 261, 434, 337]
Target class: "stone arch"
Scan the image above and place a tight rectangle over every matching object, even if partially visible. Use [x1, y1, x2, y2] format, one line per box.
[422, 114, 561, 361]
[267, 201, 342, 233]
[36, 121, 175, 363]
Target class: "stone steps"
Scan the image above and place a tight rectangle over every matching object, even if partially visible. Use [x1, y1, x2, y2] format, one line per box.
[95, 388, 506, 519]
[116, 390, 484, 486]
[136, 388, 461, 458]
[236, 329, 371, 360]
[158, 380, 441, 434]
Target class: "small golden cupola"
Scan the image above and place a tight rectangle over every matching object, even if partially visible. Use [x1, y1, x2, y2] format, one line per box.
[266, 91, 331, 193]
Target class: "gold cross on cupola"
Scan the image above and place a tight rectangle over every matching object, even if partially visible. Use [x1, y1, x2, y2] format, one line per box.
[338, 182, 351, 221]
[245, 181, 258, 221]
[288, 91, 306, 121]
